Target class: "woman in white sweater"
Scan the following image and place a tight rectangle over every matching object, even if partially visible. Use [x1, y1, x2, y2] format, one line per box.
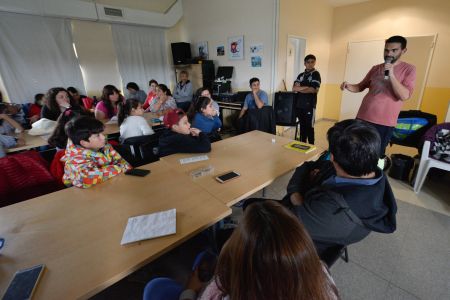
[118, 98, 154, 142]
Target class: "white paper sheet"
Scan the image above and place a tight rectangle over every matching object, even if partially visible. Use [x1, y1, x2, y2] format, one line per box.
[120, 208, 176, 245]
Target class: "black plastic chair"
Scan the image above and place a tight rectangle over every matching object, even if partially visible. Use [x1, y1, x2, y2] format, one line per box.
[320, 245, 349, 268]
[239, 106, 276, 134]
[118, 134, 160, 167]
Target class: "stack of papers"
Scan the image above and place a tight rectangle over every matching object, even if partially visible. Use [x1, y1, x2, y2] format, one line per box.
[121, 208, 176, 245]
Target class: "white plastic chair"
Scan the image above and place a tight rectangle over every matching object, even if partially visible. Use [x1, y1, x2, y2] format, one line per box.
[414, 140, 450, 193]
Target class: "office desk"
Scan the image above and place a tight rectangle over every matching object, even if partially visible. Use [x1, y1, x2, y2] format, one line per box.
[161, 131, 321, 206]
[0, 160, 230, 299]
[6, 113, 161, 153]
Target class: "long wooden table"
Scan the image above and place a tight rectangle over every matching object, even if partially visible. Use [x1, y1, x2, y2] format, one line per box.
[6, 112, 162, 153]
[0, 160, 230, 299]
[161, 130, 321, 206]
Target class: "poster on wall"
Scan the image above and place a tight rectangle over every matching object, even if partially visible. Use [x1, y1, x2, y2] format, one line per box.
[251, 56, 262, 67]
[227, 36, 244, 60]
[216, 45, 225, 56]
[250, 43, 263, 55]
[195, 41, 208, 59]
[250, 43, 263, 67]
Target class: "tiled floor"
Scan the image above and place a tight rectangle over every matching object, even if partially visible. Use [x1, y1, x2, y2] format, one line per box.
[93, 120, 450, 299]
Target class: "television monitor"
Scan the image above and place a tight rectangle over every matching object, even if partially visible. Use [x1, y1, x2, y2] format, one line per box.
[216, 66, 234, 79]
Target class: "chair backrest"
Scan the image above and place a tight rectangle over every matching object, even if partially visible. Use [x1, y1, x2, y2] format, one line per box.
[239, 106, 276, 134]
[120, 134, 160, 167]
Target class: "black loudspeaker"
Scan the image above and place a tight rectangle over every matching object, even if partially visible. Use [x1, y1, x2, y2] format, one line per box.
[171, 42, 192, 65]
[201, 61, 215, 89]
[274, 92, 297, 126]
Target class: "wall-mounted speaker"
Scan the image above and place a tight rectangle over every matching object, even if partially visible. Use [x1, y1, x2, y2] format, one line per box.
[171, 42, 192, 65]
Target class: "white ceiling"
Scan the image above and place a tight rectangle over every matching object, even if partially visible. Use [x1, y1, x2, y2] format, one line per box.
[328, 0, 372, 7]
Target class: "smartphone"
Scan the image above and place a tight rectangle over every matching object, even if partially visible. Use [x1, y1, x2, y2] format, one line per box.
[3, 264, 45, 300]
[215, 171, 240, 183]
[125, 169, 150, 177]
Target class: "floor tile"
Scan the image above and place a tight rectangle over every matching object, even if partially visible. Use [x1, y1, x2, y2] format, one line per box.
[348, 200, 416, 281]
[330, 260, 389, 300]
[384, 283, 421, 300]
[389, 206, 450, 300]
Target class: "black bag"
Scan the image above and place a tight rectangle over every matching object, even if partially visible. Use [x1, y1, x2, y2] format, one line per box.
[389, 154, 414, 181]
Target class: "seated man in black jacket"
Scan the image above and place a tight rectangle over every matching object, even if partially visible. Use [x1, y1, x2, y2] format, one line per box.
[283, 120, 397, 262]
[158, 108, 211, 157]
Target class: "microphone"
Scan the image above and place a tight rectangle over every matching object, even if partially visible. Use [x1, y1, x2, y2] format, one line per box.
[384, 57, 393, 80]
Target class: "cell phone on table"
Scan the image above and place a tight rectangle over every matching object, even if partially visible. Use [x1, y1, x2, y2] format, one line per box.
[3, 264, 45, 300]
[292, 144, 311, 150]
[215, 171, 240, 183]
[125, 168, 150, 177]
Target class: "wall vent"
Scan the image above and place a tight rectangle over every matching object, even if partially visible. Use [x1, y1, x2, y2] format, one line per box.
[104, 7, 123, 17]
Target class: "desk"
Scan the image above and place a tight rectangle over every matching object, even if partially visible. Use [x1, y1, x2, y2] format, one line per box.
[216, 101, 242, 111]
[6, 113, 161, 153]
[0, 160, 230, 299]
[161, 131, 321, 206]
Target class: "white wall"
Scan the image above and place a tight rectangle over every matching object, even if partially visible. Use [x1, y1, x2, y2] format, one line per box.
[178, 0, 276, 99]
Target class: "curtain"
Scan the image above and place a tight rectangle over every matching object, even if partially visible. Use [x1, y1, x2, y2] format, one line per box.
[111, 23, 169, 95]
[0, 12, 85, 104]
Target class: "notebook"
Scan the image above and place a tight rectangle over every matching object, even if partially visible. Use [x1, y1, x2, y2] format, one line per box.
[284, 141, 316, 154]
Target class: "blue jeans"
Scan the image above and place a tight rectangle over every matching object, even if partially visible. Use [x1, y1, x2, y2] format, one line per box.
[143, 277, 183, 300]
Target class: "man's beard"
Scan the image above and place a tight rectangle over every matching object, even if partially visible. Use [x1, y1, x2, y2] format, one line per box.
[384, 54, 400, 64]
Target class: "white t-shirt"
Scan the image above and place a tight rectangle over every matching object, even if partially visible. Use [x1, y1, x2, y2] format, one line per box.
[119, 115, 154, 142]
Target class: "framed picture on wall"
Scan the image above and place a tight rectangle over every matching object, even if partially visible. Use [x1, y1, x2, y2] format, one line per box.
[227, 36, 244, 60]
[216, 45, 225, 56]
[251, 56, 262, 67]
[195, 41, 208, 59]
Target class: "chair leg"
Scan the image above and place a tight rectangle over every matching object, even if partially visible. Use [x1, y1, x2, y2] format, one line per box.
[414, 162, 430, 193]
[341, 247, 349, 263]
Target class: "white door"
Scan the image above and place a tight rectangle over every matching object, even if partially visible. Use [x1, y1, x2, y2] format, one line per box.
[340, 36, 435, 120]
[285, 36, 306, 91]
[340, 40, 384, 120]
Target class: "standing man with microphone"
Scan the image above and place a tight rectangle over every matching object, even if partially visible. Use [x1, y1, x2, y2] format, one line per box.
[340, 35, 416, 162]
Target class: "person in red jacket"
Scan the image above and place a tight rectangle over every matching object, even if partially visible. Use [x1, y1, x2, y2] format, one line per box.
[29, 93, 45, 124]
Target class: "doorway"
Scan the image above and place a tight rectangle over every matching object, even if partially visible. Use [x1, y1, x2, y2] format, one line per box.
[339, 35, 436, 120]
[285, 36, 306, 91]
